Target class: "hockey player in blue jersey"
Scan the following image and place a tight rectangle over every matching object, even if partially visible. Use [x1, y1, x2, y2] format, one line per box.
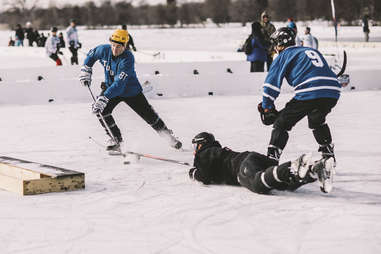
[79, 29, 182, 152]
[259, 27, 341, 166]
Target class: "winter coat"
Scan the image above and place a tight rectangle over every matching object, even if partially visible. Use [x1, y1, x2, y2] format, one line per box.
[246, 36, 267, 62]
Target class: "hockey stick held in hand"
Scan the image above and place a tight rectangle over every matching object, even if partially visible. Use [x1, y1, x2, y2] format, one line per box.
[335, 50, 347, 77]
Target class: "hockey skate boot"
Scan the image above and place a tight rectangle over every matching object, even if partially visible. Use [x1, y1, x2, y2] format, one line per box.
[290, 153, 314, 180]
[311, 157, 336, 193]
[319, 143, 335, 160]
[267, 145, 282, 162]
[106, 137, 123, 154]
[158, 129, 182, 149]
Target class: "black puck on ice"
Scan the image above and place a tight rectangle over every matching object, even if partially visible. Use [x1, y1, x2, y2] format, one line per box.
[350, 86, 356, 90]
[0, 77, 2, 81]
[208, 92, 214, 96]
[154, 70, 160, 75]
[227, 68, 233, 73]
[37, 75, 44, 81]
[48, 98, 54, 102]
[193, 69, 199, 75]
[157, 93, 163, 96]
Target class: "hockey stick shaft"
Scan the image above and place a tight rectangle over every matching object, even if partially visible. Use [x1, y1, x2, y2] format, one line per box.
[86, 84, 117, 142]
[336, 50, 347, 77]
[115, 151, 190, 166]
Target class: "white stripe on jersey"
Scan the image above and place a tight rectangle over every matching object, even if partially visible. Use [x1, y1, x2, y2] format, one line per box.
[294, 76, 338, 90]
[295, 86, 342, 94]
[263, 83, 281, 92]
[263, 92, 275, 101]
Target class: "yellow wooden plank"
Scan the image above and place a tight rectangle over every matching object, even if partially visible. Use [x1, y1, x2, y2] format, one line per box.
[0, 173, 24, 195]
[23, 174, 85, 195]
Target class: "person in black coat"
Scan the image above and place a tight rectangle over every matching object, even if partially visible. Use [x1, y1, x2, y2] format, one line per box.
[15, 24, 25, 47]
[189, 132, 325, 194]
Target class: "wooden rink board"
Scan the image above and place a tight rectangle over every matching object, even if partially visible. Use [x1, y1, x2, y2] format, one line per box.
[0, 156, 85, 195]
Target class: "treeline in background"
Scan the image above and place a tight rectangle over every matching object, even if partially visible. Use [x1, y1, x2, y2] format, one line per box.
[1, 0, 380, 29]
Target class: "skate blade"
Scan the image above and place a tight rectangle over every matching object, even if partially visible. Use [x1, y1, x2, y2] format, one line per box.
[319, 157, 335, 193]
[108, 150, 123, 156]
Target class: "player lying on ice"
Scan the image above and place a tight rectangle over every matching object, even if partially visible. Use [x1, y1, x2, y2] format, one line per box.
[79, 29, 182, 152]
[189, 132, 335, 194]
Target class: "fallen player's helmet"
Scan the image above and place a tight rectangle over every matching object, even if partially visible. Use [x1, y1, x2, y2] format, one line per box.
[270, 27, 296, 48]
[192, 132, 215, 151]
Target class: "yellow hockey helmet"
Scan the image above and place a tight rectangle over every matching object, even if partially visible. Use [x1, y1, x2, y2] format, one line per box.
[109, 29, 129, 46]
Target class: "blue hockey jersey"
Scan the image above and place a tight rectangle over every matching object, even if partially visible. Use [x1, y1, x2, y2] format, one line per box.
[262, 46, 341, 109]
[84, 44, 142, 99]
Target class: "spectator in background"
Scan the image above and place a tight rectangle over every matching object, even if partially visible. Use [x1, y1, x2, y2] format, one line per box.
[286, 18, 297, 32]
[245, 22, 267, 72]
[25, 21, 38, 47]
[362, 14, 370, 42]
[8, 36, 15, 46]
[287, 18, 302, 46]
[66, 19, 81, 65]
[38, 32, 47, 47]
[15, 24, 24, 47]
[260, 11, 276, 70]
[45, 27, 62, 66]
[301, 27, 318, 49]
[121, 24, 137, 51]
[58, 32, 66, 48]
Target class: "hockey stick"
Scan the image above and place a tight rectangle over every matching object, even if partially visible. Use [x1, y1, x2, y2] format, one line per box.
[110, 151, 190, 166]
[86, 83, 118, 143]
[135, 50, 161, 57]
[335, 50, 347, 77]
[89, 136, 190, 166]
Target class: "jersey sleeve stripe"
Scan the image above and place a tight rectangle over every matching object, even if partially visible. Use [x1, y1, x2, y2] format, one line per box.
[294, 86, 342, 94]
[294, 76, 338, 90]
[263, 92, 275, 101]
[263, 83, 281, 92]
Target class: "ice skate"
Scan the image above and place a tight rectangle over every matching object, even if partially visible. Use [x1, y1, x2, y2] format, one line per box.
[158, 129, 182, 149]
[290, 153, 313, 180]
[106, 137, 123, 155]
[311, 157, 336, 193]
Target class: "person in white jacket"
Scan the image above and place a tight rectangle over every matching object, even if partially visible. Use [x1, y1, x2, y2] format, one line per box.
[66, 19, 80, 65]
[45, 27, 62, 66]
[301, 27, 318, 50]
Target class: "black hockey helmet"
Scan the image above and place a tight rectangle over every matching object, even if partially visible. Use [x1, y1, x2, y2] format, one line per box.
[270, 27, 296, 48]
[192, 132, 215, 151]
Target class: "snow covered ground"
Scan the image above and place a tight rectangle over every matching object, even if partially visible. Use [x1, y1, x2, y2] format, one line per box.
[0, 24, 381, 254]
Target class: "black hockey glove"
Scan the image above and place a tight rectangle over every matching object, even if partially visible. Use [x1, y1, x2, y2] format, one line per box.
[188, 167, 211, 184]
[258, 102, 279, 126]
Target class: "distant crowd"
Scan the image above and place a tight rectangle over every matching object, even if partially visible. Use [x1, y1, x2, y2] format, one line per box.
[241, 11, 320, 73]
[242, 12, 372, 73]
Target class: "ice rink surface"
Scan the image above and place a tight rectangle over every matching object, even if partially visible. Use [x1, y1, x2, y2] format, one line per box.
[0, 24, 381, 253]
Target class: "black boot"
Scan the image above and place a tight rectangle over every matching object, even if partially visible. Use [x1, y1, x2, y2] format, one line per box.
[106, 136, 123, 153]
[318, 143, 335, 161]
[267, 145, 282, 162]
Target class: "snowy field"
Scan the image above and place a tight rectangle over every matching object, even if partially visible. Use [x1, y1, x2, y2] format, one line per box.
[1, 24, 381, 254]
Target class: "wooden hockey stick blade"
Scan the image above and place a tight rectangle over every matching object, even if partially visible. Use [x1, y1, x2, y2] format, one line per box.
[336, 50, 347, 77]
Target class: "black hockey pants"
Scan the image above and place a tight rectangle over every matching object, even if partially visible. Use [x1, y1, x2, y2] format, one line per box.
[99, 92, 166, 140]
[237, 153, 291, 194]
[69, 45, 78, 65]
[269, 98, 338, 152]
